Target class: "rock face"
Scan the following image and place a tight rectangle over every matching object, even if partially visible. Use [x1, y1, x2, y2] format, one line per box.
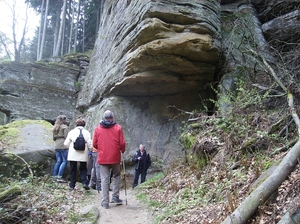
[1, 0, 299, 166]
[0, 122, 56, 178]
[78, 0, 221, 105]
[0, 55, 89, 123]
[78, 0, 222, 162]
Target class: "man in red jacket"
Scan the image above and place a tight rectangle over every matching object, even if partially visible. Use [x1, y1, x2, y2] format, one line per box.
[93, 110, 126, 209]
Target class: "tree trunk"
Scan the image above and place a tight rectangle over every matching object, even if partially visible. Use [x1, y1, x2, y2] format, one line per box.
[73, 0, 81, 53]
[52, 2, 62, 56]
[53, 0, 67, 56]
[68, 3, 75, 53]
[12, 0, 18, 61]
[222, 140, 300, 224]
[277, 211, 300, 224]
[38, 0, 49, 61]
[82, 6, 85, 53]
[222, 49, 300, 224]
[36, 0, 45, 61]
[16, 2, 28, 62]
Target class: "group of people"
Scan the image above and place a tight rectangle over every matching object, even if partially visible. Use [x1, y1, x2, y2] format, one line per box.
[52, 110, 151, 209]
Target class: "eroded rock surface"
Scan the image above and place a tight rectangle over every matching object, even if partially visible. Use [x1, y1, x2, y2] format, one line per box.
[1, 0, 299, 166]
[78, 0, 221, 106]
[0, 55, 89, 123]
[78, 0, 221, 161]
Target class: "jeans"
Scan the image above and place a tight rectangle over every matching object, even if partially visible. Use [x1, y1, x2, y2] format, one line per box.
[100, 163, 121, 204]
[69, 161, 88, 189]
[53, 149, 68, 177]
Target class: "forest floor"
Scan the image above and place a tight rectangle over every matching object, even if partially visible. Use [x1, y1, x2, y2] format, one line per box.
[2, 122, 300, 223]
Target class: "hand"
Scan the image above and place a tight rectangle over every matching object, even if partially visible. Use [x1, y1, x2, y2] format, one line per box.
[138, 157, 141, 160]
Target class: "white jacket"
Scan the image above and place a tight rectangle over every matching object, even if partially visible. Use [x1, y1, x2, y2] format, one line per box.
[64, 126, 92, 162]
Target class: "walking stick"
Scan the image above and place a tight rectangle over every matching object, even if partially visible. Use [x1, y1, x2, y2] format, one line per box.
[122, 155, 128, 205]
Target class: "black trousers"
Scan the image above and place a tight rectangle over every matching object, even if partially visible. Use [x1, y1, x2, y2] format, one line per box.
[69, 161, 88, 188]
[132, 169, 147, 188]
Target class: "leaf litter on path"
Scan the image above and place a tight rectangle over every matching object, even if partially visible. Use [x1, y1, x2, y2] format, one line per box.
[96, 189, 153, 224]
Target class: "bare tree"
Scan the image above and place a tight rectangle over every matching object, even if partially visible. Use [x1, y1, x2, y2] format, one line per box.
[0, 0, 30, 62]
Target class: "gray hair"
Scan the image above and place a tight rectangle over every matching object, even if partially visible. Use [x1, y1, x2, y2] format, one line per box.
[103, 110, 114, 119]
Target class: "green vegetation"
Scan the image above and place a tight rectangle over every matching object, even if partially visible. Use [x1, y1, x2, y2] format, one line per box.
[0, 176, 97, 223]
[133, 69, 295, 223]
[0, 120, 52, 149]
[75, 81, 82, 90]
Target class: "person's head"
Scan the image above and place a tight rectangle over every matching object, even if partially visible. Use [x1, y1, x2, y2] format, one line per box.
[60, 115, 67, 124]
[139, 144, 145, 152]
[76, 117, 86, 127]
[53, 115, 67, 133]
[103, 110, 114, 121]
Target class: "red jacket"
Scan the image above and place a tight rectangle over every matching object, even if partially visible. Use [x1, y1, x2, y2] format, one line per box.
[93, 122, 126, 164]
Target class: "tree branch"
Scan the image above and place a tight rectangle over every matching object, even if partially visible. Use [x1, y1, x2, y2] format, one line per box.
[222, 51, 300, 224]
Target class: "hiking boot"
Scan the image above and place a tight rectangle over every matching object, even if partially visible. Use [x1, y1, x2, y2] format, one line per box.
[69, 187, 74, 191]
[83, 184, 90, 190]
[101, 203, 109, 209]
[110, 197, 122, 204]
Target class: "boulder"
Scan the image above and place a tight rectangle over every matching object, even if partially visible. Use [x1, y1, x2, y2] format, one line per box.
[0, 121, 57, 178]
[262, 10, 300, 44]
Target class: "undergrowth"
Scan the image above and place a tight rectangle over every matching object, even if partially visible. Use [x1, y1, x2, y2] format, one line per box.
[134, 77, 297, 223]
[0, 175, 97, 224]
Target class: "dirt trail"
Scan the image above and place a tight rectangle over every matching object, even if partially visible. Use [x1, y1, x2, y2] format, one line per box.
[95, 189, 153, 224]
[16, 124, 153, 223]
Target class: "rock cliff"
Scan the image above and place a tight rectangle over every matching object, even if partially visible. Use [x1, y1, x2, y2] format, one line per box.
[1, 0, 299, 166]
[0, 55, 89, 123]
[78, 0, 221, 162]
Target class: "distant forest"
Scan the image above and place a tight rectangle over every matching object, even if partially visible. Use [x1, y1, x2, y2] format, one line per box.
[0, 0, 102, 62]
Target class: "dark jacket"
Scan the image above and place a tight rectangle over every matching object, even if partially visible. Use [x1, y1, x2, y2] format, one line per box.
[132, 149, 151, 170]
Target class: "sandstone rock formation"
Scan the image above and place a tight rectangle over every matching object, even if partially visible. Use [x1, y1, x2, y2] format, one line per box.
[1, 0, 299, 167]
[78, 0, 222, 162]
[0, 54, 89, 124]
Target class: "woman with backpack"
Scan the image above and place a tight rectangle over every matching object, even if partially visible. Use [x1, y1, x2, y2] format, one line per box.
[64, 117, 92, 191]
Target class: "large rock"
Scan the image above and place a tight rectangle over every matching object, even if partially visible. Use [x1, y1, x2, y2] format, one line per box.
[78, 0, 221, 107]
[0, 54, 89, 124]
[262, 10, 300, 44]
[0, 121, 57, 178]
[1, 0, 299, 168]
[78, 0, 221, 163]
[252, 0, 300, 54]
[253, 0, 300, 23]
